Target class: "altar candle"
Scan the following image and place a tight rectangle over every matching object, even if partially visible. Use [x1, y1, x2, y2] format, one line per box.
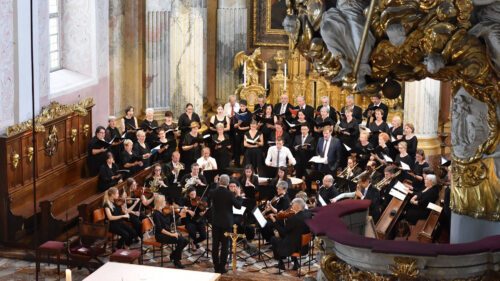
[243, 61, 247, 86]
[264, 62, 267, 89]
[284, 63, 287, 91]
[66, 269, 72, 281]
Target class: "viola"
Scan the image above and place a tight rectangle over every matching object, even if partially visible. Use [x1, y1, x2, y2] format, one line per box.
[190, 196, 208, 211]
[276, 208, 296, 220]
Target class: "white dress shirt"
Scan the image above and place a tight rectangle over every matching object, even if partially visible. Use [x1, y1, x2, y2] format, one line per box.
[279, 103, 288, 115]
[265, 146, 296, 167]
[196, 156, 218, 171]
[319, 137, 332, 164]
[224, 102, 240, 117]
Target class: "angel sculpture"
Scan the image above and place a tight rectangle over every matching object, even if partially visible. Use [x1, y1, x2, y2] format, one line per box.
[233, 48, 265, 86]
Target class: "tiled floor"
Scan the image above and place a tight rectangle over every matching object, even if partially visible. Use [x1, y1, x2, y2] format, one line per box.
[0, 242, 319, 280]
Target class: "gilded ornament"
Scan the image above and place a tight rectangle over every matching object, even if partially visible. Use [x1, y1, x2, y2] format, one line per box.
[45, 126, 58, 157]
[27, 147, 34, 163]
[70, 129, 78, 143]
[389, 257, 419, 281]
[83, 124, 90, 137]
[11, 153, 20, 169]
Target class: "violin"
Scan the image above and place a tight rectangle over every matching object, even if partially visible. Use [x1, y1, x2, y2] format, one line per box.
[276, 207, 296, 220]
[190, 196, 208, 211]
[162, 202, 185, 218]
[133, 186, 154, 198]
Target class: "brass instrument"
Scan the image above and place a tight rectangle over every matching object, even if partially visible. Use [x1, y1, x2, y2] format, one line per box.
[150, 177, 166, 193]
[172, 162, 184, 182]
[352, 164, 384, 183]
[338, 163, 358, 178]
[183, 175, 199, 194]
[375, 171, 402, 191]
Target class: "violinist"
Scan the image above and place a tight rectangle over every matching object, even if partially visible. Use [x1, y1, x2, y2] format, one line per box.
[270, 198, 312, 271]
[144, 164, 168, 195]
[152, 195, 187, 268]
[103, 187, 138, 249]
[98, 152, 123, 191]
[268, 166, 293, 200]
[261, 181, 291, 243]
[316, 175, 338, 206]
[179, 163, 207, 199]
[124, 178, 154, 216]
[118, 186, 142, 241]
[181, 188, 208, 251]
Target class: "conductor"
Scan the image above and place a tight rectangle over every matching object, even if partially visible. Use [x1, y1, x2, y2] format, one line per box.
[209, 174, 243, 274]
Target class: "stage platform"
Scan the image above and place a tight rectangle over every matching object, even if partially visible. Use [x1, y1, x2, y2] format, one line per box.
[83, 262, 220, 281]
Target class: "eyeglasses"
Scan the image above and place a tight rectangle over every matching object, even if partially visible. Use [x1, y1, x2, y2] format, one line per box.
[154, 169, 162, 172]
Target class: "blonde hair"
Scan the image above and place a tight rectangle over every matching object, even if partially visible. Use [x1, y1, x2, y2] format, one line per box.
[392, 115, 402, 126]
[398, 141, 408, 150]
[154, 194, 166, 210]
[360, 132, 369, 140]
[103, 187, 119, 211]
[123, 139, 133, 147]
[404, 123, 415, 133]
[136, 130, 146, 138]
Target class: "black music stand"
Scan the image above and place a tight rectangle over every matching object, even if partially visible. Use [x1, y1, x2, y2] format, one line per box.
[246, 207, 273, 269]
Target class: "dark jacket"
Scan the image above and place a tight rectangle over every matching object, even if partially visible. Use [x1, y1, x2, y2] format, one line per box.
[209, 186, 243, 229]
[276, 210, 312, 257]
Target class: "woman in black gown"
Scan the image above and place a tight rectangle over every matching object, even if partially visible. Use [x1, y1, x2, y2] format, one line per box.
[411, 149, 429, 192]
[211, 123, 231, 171]
[160, 111, 178, 162]
[403, 123, 418, 160]
[405, 174, 440, 224]
[244, 121, 264, 174]
[313, 107, 334, 140]
[368, 109, 390, 147]
[209, 105, 231, 133]
[258, 104, 277, 142]
[121, 106, 139, 142]
[288, 110, 309, 137]
[133, 130, 152, 168]
[87, 126, 109, 177]
[181, 122, 202, 169]
[178, 103, 201, 143]
[120, 139, 143, 176]
[338, 108, 359, 149]
[98, 152, 122, 191]
[354, 132, 374, 169]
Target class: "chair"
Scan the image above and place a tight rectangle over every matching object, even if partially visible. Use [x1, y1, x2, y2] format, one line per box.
[36, 241, 66, 276]
[140, 217, 167, 266]
[67, 219, 109, 272]
[289, 233, 313, 277]
[109, 249, 141, 264]
[93, 208, 115, 250]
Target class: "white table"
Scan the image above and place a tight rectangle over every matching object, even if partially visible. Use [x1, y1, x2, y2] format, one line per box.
[83, 262, 220, 281]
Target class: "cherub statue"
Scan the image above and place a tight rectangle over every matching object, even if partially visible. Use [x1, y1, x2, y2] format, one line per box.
[233, 48, 265, 86]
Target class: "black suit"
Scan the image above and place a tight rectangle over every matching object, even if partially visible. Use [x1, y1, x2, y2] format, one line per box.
[363, 102, 389, 124]
[341, 105, 363, 124]
[316, 136, 342, 173]
[316, 105, 338, 124]
[363, 185, 381, 223]
[274, 103, 293, 120]
[292, 134, 315, 178]
[261, 194, 291, 242]
[316, 185, 338, 206]
[209, 185, 243, 272]
[271, 210, 312, 259]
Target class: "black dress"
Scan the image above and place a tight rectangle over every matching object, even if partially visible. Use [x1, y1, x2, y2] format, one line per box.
[98, 163, 119, 191]
[412, 161, 429, 192]
[210, 115, 228, 131]
[120, 150, 142, 175]
[389, 126, 403, 140]
[259, 115, 275, 141]
[180, 133, 202, 169]
[368, 121, 390, 147]
[354, 141, 374, 168]
[87, 137, 108, 177]
[233, 109, 252, 165]
[140, 119, 159, 148]
[133, 142, 151, 168]
[211, 133, 231, 172]
[151, 210, 188, 261]
[160, 122, 178, 163]
[244, 131, 263, 173]
[123, 116, 138, 142]
[338, 118, 359, 148]
[405, 185, 440, 224]
[178, 113, 201, 140]
[105, 126, 122, 165]
[104, 202, 137, 248]
[313, 116, 334, 139]
[404, 135, 418, 159]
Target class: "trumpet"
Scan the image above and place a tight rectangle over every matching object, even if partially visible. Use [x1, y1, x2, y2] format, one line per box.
[338, 163, 358, 178]
[374, 170, 401, 190]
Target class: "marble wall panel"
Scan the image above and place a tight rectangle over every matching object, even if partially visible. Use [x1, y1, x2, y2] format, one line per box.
[0, 0, 15, 134]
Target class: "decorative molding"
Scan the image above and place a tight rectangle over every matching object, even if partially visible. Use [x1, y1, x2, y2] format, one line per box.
[249, 0, 288, 48]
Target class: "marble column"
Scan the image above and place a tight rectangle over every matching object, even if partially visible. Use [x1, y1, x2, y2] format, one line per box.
[404, 78, 441, 156]
[216, 0, 247, 104]
[170, 0, 207, 117]
[145, 0, 171, 118]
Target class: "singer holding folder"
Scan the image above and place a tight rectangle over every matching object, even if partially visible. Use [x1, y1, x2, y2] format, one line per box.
[315, 127, 342, 174]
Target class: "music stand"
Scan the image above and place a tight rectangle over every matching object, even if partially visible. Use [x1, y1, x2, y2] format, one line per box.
[248, 207, 273, 268]
[305, 169, 325, 194]
[333, 176, 356, 193]
[203, 170, 219, 185]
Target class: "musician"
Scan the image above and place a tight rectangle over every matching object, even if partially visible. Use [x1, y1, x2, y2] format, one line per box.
[354, 132, 374, 168]
[313, 107, 334, 139]
[196, 147, 218, 172]
[179, 163, 207, 199]
[210, 104, 231, 132]
[180, 121, 203, 169]
[98, 152, 123, 191]
[268, 122, 292, 148]
[315, 126, 342, 174]
[121, 105, 139, 142]
[368, 108, 390, 146]
[244, 120, 264, 173]
[211, 123, 232, 171]
[103, 187, 138, 249]
[371, 132, 391, 164]
[152, 195, 188, 268]
[140, 108, 159, 148]
[265, 138, 296, 179]
[363, 93, 389, 125]
[258, 104, 277, 141]
[316, 96, 337, 124]
[118, 184, 142, 241]
[403, 123, 418, 159]
[288, 110, 310, 137]
[133, 130, 152, 168]
[87, 126, 109, 177]
[338, 108, 360, 148]
[341, 95, 363, 123]
[269, 166, 294, 199]
[120, 139, 143, 175]
[223, 94, 240, 118]
[261, 181, 291, 242]
[254, 94, 268, 114]
[144, 164, 168, 194]
[411, 149, 429, 192]
[154, 128, 173, 163]
[379, 166, 401, 210]
[209, 174, 243, 274]
[239, 164, 259, 215]
[295, 96, 314, 121]
[124, 178, 154, 216]
[274, 93, 293, 120]
[270, 198, 312, 271]
[343, 156, 363, 182]
[366, 160, 384, 185]
[293, 125, 315, 179]
[178, 103, 201, 140]
[163, 151, 184, 185]
[233, 100, 252, 167]
[404, 174, 440, 224]
[105, 116, 123, 163]
[181, 187, 208, 250]
[395, 141, 414, 170]
[389, 115, 404, 140]
[228, 180, 255, 245]
[316, 175, 338, 206]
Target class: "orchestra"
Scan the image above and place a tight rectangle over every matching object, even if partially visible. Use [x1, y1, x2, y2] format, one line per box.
[88, 94, 451, 274]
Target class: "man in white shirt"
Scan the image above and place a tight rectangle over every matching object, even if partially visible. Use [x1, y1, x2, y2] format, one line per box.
[223, 95, 240, 118]
[265, 138, 296, 168]
[196, 147, 218, 171]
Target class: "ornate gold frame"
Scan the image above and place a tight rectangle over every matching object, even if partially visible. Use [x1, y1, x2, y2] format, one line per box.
[250, 0, 289, 48]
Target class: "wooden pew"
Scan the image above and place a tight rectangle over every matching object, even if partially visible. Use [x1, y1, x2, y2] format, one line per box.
[375, 185, 410, 240]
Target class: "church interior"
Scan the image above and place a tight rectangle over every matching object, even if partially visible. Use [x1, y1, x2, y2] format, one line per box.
[0, 0, 499, 280]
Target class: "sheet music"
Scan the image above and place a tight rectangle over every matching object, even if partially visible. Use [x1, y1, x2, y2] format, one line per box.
[258, 177, 270, 184]
[393, 181, 408, 195]
[333, 192, 355, 202]
[233, 206, 246, 215]
[318, 194, 327, 206]
[203, 134, 211, 139]
[400, 161, 411, 171]
[427, 202, 443, 213]
[389, 188, 406, 201]
[382, 154, 393, 162]
[285, 120, 296, 128]
[309, 156, 327, 164]
[343, 144, 351, 151]
[391, 135, 396, 142]
[252, 208, 268, 228]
